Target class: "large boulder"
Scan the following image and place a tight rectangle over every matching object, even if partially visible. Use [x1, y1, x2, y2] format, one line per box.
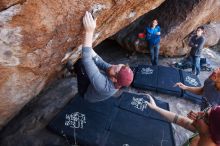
[0, 78, 78, 146]
[202, 22, 220, 47]
[114, 0, 220, 56]
[0, 0, 165, 129]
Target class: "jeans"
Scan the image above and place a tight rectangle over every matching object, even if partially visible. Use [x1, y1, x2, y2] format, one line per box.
[149, 44, 160, 65]
[191, 55, 200, 75]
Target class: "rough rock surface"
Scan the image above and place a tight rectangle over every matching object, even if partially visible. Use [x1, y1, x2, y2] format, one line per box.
[202, 22, 220, 46]
[114, 0, 220, 56]
[0, 78, 78, 146]
[0, 0, 164, 129]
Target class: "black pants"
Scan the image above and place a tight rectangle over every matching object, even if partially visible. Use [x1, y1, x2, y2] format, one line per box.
[74, 59, 90, 96]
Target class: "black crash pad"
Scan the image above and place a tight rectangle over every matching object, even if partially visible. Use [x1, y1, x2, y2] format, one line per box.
[132, 65, 203, 104]
[132, 65, 158, 91]
[157, 66, 182, 96]
[118, 92, 169, 121]
[180, 70, 203, 104]
[48, 95, 118, 145]
[132, 65, 182, 96]
[106, 92, 175, 146]
[106, 110, 174, 146]
[48, 92, 175, 146]
[105, 131, 149, 146]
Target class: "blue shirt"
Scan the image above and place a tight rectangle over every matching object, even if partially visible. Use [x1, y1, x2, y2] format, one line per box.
[145, 25, 161, 45]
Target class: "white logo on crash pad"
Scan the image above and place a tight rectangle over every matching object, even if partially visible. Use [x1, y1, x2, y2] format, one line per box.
[65, 112, 86, 129]
[131, 97, 148, 111]
[185, 76, 198, 86]
[141, 67, 153, 75]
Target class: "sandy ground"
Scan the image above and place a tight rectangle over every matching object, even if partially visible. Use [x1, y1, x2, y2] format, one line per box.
[95, 39, 220, 146]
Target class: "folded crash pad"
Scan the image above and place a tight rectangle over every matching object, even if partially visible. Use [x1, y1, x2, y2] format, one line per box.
[106, 110, 175, 146]
[132, 65, 181, 96]
[106, 92, 175, 146]
[180, 70, 203, 104]
[157, 66, 182, 96]
[132, 65, 203, 104]
[132, 65, 158, 91]
[48, 95, 118, 145]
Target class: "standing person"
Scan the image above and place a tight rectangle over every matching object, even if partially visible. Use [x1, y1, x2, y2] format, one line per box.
[175, 67, 220, 110]
[145, 19, 161, 65]
[73, 11, 134, 103]
[146, 95, 220, 146]
[189, 26, 206, 76]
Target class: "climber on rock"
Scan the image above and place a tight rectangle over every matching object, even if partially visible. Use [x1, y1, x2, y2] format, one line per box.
[72, 11, 134, 103]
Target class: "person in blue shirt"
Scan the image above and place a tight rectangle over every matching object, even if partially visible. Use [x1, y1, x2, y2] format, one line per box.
[145, 19, 161, 65]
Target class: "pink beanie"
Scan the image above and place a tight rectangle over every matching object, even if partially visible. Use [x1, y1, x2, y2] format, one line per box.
[209, 106, 220, 144]
[117, 66, 134, 87]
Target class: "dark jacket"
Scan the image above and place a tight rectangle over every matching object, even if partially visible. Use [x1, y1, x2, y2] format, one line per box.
[189, 35, 205, 56]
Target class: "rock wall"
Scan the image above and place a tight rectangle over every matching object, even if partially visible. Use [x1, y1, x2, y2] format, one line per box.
[114, 0, 220, 56]
[202, 22, 220, 46]
[0, 78, 78, 146]
[0, 0, 164, 129]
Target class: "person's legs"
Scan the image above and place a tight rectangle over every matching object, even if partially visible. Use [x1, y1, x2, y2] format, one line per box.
[195, 56, 201, 75]
[192, 55, 196, 75]
[74, 59, 90, 97]
[154, 44, 160, 65]
[149, 44, 155, 65]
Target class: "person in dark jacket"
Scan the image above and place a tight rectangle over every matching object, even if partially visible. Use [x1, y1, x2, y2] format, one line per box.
[145, 19, 161, 65]
[189, 26, 206, 76]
